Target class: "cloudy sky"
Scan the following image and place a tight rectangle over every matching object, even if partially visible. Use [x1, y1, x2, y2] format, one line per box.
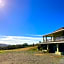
[0, 35, 42, 45]
[0, 0, 64, 45]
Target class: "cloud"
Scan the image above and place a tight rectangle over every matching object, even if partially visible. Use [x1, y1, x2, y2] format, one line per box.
[26, 34, 43, 37]
[0, 36, 42, 45]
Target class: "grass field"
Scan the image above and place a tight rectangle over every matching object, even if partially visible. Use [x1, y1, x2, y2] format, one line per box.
[0, 46, 64, 64]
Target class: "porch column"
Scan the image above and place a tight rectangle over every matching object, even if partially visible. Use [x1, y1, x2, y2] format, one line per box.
[53, 36, 55, 42]
[56, 44, 59, 52]
[47, 44, 49, 52]
[51, 37, 52, 42]
[46, 36, 47, 42]
[52, 37, 54, 42]
[43, 36, 45, 42]
[55, 44, 61, 55]
[47, 44, 49, 50]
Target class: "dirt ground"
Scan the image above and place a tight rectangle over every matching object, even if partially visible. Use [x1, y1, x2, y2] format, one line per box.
[0, 47, 63, 64]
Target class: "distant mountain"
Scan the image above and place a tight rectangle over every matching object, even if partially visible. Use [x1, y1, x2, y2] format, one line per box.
[0, 44, 8, 47]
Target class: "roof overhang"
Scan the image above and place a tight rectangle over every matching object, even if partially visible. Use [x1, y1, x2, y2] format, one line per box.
[43, 27, 64, 37]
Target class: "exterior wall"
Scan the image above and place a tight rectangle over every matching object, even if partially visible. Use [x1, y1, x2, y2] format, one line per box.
[55, 36, 64, 41]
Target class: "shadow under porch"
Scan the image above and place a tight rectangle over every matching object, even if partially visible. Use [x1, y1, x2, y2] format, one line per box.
[41, 44, 57, 53]
[41, 43, 64, 54]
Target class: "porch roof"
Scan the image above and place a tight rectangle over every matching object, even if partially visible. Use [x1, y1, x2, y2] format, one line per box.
[40, 41, 64, 44]
[43, 27, 64, 37]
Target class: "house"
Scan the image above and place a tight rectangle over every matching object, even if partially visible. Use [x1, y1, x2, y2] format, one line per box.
[39, 27, 64, 55]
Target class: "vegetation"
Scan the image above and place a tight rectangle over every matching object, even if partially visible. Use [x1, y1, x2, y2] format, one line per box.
[0, 43, 36, 50]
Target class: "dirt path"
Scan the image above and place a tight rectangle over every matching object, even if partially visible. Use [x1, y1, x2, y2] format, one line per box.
[58, 56, 64, 64]
[0, 51, 61, 64]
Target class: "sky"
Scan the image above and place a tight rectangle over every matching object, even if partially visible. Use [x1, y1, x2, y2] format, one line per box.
[0, 0, 64, 45]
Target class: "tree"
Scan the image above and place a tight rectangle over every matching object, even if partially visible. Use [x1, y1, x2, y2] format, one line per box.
[22, 43, 28, 47]
[39, 41, 41, 43]
[33, 43, 35, 46]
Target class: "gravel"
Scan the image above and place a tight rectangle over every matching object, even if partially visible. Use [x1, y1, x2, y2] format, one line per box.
[0, 51, 63, 64]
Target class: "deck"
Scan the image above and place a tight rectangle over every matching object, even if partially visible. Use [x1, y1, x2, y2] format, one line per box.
[40, 41, 64, 44]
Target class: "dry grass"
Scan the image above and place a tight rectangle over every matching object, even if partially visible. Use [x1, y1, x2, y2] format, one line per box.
[0, 46, 37, 53]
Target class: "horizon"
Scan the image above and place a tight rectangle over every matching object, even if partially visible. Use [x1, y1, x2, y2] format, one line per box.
[0, 0, 64, 45]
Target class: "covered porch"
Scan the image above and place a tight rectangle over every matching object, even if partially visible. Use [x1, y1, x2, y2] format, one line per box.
[40, 41, 64, 55]
[43, 28, 64, 42]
